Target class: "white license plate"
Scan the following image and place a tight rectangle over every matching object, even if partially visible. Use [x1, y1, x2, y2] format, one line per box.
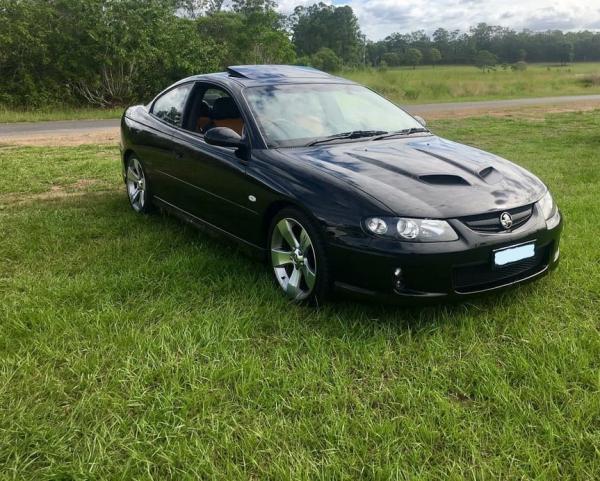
[494, 243, 535, 266]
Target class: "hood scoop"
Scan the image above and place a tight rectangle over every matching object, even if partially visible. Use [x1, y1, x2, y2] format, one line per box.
[478, 166, 503, 184]
[419, 174, 470, 186]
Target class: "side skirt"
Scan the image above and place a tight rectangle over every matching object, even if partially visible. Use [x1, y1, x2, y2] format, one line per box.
[153, 195, 267, 260]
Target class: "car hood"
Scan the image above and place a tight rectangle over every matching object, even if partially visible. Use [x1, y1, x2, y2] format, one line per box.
[283, 135, 546, 218]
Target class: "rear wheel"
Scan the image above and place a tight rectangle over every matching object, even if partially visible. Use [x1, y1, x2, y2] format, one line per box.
[125, 156, 152, 214]
[269, 208, 331, 303]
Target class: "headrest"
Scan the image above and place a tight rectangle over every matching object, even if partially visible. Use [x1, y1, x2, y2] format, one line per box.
[212, 97, 240, 120]
[198, 100, 211, 116]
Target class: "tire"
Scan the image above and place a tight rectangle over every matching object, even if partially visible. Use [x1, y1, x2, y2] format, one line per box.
[125, 155, 153, 214]
[268, 207, 331, 304]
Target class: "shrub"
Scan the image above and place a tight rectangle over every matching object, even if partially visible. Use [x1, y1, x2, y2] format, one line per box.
[474, 50, 498, 72]
[512, 61, 528, 71]
[310, 48, 342, 72]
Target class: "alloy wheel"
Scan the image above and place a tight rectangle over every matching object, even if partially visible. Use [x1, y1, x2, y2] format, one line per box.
[270, 218, 317, 301]
[126, 158, 146, 212]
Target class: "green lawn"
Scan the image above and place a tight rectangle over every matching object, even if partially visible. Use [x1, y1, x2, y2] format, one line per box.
[1, 111, 599, 480]
[344, 62, 600, 104]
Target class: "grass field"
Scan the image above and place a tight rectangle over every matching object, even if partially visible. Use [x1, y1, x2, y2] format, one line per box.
[345, 62, 600, 104]
[1, 111, 599, 480]
[2, 63, 600, 123]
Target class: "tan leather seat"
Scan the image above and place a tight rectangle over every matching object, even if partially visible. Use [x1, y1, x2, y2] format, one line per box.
[195, 101, 212, 132]
[209, 97, 244, 136]
[213, 118, 244, 135]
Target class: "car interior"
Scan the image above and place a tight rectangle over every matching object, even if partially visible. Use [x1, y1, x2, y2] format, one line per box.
[185, 85, 244, 136]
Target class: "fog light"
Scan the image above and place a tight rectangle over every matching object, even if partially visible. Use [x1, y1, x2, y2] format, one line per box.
[393, 267, 404, 291]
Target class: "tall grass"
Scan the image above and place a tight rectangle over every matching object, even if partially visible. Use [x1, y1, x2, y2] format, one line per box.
[343, 63, 600, 104]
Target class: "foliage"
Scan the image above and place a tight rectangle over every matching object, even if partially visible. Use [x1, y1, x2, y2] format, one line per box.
[426, 47, 442, 65]
[291, 2, 362, 65]
[381, 52, 403, 67]
[197, 9, 295, 68]
[512, 61, 528, 71]
[475, 50, 499, 72]
[309, 47, 342, 72]
[404, 48, 423, 68]
[2, 0, 600, 108]
[1, 111, 600, 479]
[366, 23, 600, 68]
[0, 0, 293, 107]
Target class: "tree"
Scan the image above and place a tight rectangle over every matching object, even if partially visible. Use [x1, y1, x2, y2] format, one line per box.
[196, 6, 295, 68]
[381, 52, 402, 67]
[310, 47, 342, 72]
[427, 47, 442, 66]
[404, 48, 423, 68]
[474, 50, 498, 72]
[292, 3, 362, 65]
[557, 41, 574, 65]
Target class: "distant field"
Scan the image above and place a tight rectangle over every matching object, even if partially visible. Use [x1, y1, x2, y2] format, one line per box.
[1, 63, 600, 123]
[344, 62, 600, 104]
[1, 111, 599, 479]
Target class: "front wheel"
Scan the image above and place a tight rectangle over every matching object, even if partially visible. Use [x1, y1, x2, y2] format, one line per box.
[125, 156, 153, 214]
[268, 208, 331, 303]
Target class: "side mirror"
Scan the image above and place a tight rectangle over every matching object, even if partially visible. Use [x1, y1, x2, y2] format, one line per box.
[204, 127, 243, 149]
[414, 115, 427, 127]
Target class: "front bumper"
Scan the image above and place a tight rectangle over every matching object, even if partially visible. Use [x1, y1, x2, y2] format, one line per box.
[328, 208, 563, 303]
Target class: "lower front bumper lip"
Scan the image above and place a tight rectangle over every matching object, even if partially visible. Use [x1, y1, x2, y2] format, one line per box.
[334, 260, 555, 303]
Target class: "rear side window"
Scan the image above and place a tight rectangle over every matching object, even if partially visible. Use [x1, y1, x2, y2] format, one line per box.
[152, 83, 192, 126]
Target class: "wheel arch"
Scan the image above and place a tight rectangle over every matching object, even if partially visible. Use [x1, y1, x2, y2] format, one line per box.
[122, 148, 136, 166]
[262, 199, 324, 249]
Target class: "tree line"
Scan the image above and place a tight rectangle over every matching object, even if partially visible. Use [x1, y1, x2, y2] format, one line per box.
[1, 0, 599, 107]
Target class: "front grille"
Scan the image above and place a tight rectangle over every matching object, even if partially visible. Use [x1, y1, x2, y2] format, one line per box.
[460, 204, 533, 233]
[452, 244, 550, 293]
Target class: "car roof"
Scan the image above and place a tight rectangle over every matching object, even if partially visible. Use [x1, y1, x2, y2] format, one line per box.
[180, 65, 355, 88]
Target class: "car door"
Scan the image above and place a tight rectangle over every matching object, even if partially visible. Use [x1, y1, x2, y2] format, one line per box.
[145, 82, 194, 205]
[167, 82, 261, 243]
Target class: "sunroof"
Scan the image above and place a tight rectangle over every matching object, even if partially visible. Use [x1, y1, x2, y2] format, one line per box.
[227, 65, 331, 80]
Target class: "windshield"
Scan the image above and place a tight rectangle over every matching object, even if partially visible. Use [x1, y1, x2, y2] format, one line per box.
[244, 83, 425, 147]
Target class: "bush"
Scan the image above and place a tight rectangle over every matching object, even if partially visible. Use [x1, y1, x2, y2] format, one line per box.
[512, 61, 528, 71]
[474, 50, 498, 72]
[381, 52, 402, 67]
[310, 48, 342, 72]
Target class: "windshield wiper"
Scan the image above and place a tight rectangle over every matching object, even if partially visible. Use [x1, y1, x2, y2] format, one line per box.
[371, 127, 430, 141]
[306, 130, 388, 146]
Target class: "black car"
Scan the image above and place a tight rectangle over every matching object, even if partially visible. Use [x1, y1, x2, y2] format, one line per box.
[120, 65, 562, 303]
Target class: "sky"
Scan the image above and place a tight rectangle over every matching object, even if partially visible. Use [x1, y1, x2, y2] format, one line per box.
[276, 0, 600, 41]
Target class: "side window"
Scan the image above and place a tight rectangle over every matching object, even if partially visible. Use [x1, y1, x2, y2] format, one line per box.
[188, 84, 245, 136]
[152, 83, 192, 126]
[202, 88, 228, 108]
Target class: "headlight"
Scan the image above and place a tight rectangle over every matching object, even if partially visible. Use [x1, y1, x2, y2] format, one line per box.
[538, 191, 560, 229]
[365, 216, 458, 242]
